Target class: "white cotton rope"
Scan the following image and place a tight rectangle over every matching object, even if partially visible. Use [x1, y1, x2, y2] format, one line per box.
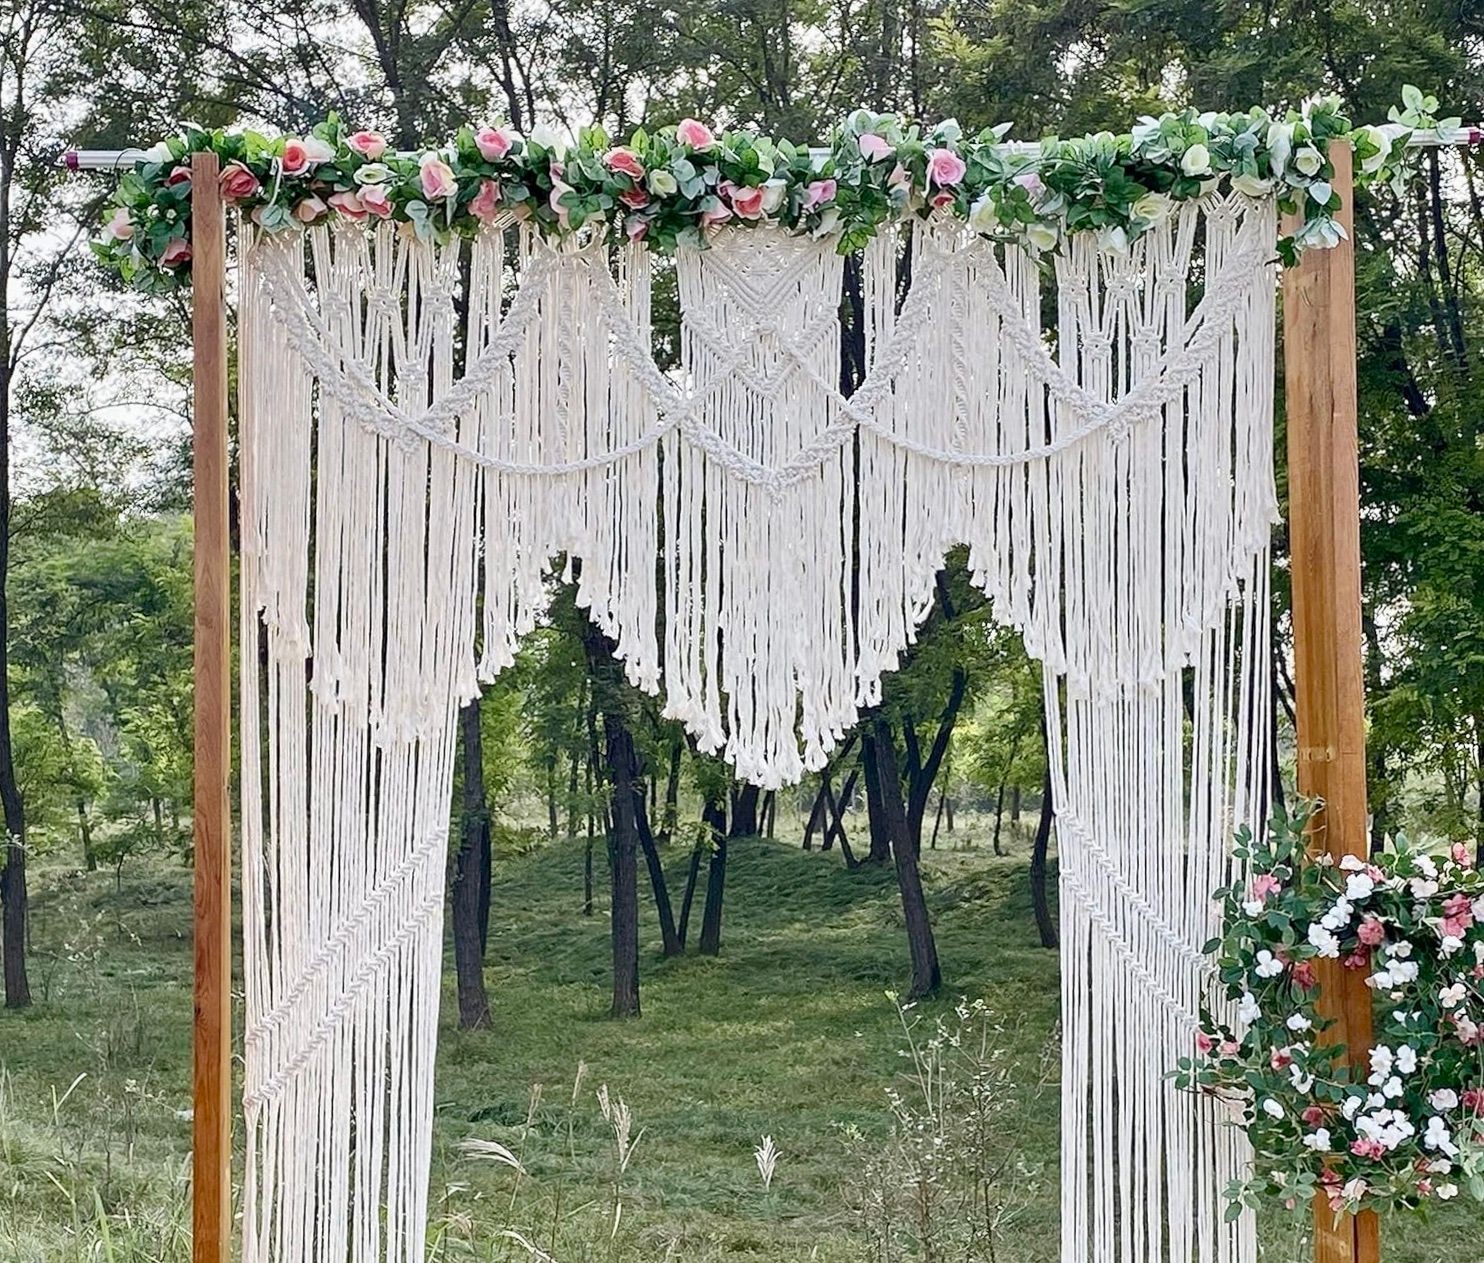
[238, 198, 1277, 1263]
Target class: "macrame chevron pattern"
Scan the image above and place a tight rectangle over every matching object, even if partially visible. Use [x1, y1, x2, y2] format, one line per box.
[238, 198, 1277, 1263]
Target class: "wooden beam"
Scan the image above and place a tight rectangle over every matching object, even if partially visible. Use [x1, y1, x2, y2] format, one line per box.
[1281, 142, 1380, 1263]
[191, 150, 233, 1263]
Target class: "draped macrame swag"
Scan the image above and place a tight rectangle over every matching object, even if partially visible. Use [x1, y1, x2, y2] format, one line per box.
[237, 195, 1277, 1263]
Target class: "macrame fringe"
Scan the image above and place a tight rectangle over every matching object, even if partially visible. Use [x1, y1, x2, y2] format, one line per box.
[239, 203, 1278, 1263]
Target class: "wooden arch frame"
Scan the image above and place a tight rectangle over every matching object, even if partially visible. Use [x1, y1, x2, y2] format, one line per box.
[184, 145, 1379, 1263]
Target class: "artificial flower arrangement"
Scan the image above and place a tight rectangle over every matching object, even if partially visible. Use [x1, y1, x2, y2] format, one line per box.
[1176, 802, 1484, 1220]
[93, 87, 1459, 293]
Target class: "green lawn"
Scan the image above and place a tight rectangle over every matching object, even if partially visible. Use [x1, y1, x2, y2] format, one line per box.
[0, 826, 1478, 1260]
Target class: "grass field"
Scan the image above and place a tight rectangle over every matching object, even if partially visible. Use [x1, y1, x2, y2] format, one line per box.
[0, 823, 1478, 1261]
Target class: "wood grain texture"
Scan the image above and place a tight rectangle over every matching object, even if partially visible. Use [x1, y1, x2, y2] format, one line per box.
[191, 150, 233, 1263]
[1282, 143, 1380, 1263]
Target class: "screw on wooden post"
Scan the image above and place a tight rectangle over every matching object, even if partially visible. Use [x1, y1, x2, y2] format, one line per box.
[191, 149, 233, 1263]
[1281, 141, 1380, 1263]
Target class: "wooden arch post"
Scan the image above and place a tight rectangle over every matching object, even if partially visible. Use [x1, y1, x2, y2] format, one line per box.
[1282, 142, 1380, 1263]
[191, 149, 233, 1263]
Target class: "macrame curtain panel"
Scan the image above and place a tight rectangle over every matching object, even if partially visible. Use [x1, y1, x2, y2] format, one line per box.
[238, 196, 1277, 1263]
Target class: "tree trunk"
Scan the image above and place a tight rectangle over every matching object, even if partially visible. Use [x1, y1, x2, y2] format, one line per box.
[79, 799, 96, 871]
[585, 629, 641, 1018]
[604, 717, 642, 1017]
[1030, 767, 1058, 950]
[452, 700, 493, 1029]
[698, 796, 728, 956]
[637, 794, 682, 956]
[730, 784, 761, 838]
[860, 734, 893, 864]
[992, 780, 1007, 855]
[872, 720, 941, 999]
[677, 836, 704, 947]
[659, 738, 682, 846]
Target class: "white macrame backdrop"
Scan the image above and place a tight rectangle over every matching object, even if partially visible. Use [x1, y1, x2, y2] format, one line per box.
[238, 199, 1276, 1263]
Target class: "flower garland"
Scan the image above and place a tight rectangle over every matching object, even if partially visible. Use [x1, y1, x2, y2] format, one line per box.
[1176, 804, 1484, 1219]
[93, 88, 1459, 292]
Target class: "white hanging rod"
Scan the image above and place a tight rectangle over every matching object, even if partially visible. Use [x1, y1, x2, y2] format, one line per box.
[58, 127, 1483, 171]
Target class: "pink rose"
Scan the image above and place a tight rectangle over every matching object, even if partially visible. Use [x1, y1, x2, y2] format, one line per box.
[618, 186, 649, 210]
[1350, 1138, 1385, 1160]
[926, 147, 967, 187]
[1444, 916, 1471, 940]
[419, 157, 457, 200]
[1451, 842, 1473, 867]
[888, 162, 911, 190]
[1462, 1088, 1484, 1113]
[1341, 949, 1370, 970]
[604, 147, 645, 179]
[218, 161, 260, 203]
[722, 180, 767, 220]
[1270, 1047, 1293, 1070]
[625, 216, 648, 241]
[1301, 1105, 1326, 1126]
[1251, 873, 1282, 902]
[327, 191, 367, 220]
[280, 138, 312, 176]
[802, 178, 836, 212]
[700, 197, 732, 228]
[1357, 916, 1385, 946]
[1292, 960, 1318, 989]
[1443, 893, 1473, 920]
[166, 166, 192, 188]
[469, 179, 502, 224]
[293, 196, 328, 223]
[930, 189, 955, 209]
[1014, 169, 1045, 199]
[160, 236, 192, 267]
[104, 207, 134, 241]
[348, 131, 387, 159]
[360, 184, 393, 218]
[1195, 1031, 1215, 1054]
[676, 118, 715, 149]
[1219, 1040, 1240, 1057]
[475, 126, 514, 162]
[549, 175, 574, 225]
[858, 133, 893, 162]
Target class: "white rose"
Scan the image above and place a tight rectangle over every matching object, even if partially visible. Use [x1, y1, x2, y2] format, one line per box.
[1024, 221, 1058, 252]
[142, 140, 174, 164]
[967, 192, 999, 233]
[1308, 181, 1333, 206]
[1132, 191, 1172, 222]
[1439, 983, 1466, 1007]
[647, 169, 678, 196]
[1430, 1089, 1459, 1111]
[1286, 1013, 1312, 1032]
[1359, 125, 1393, 175]
[1096, 224, 1129, 254]
[1180, 143, 1211, 176]
[529, 123, 569, 156]
[1346, 873, 1375, 900]
[1302, 1128, 1331, 1151]
[1436, 1182, 1459, 1200]
[1237, 991, 1261, 1024]
[1267, 122, 1294, 176]
[760, 179, 788, 214]
[302, 135, 336, 165]
[1261, 1098, 1284, 1120]
[1254, 950, 1284, 979]
[1230, 173, 1272, 197]
[1395, 1044, 1418, 1074]
[353, 163, 393, 186]
[1293, 145, 1324, 177]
